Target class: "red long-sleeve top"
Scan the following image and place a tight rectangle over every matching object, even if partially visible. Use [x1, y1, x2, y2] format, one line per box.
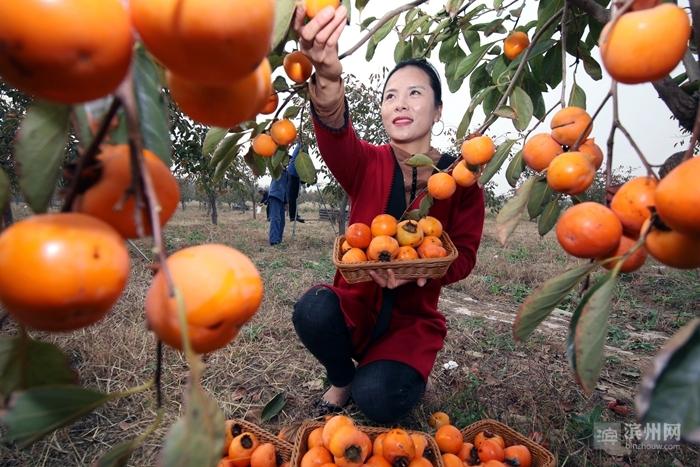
[311, 108, 485, 381]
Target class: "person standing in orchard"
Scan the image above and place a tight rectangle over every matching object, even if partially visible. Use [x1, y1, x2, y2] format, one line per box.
[291, 5, 485, 423]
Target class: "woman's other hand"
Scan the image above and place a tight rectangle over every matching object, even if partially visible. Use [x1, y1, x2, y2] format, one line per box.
[293, 4, 347, 81]
[368, 269, 427, 289]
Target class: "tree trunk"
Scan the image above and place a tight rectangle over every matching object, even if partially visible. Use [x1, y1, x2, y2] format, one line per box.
[208, 190, 218, 225]
[338, 193, 348, 234]
[181, 199, 186, 210]
[1, 203, 13, 232]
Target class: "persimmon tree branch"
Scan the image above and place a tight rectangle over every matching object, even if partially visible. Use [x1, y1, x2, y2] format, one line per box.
[560, 2, 568, 108]
[338, 0, 429, 59]
[273, 86, 302, 121]
[683, 101, 700, 161]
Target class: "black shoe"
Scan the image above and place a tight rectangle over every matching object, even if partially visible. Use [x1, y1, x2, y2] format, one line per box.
[295, 217, 306, 223]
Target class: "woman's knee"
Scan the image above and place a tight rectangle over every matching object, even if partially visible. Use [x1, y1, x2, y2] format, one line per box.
[292, 286, 345, 335]
[351, 361, 425, 423]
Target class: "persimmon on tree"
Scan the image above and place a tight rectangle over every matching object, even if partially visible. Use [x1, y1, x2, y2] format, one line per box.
[0, 0, 699, 465]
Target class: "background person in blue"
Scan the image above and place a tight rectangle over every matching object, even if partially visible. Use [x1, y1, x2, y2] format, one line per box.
[268, 143, 303, 245]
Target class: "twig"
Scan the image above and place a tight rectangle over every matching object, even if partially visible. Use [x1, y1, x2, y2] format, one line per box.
[476, 7, 565, 134]
[524, 102, 561, 140]
[62, 97, 121, 212]
[571, 91, 612, 150]
[155, 340, 163, 408]
[338, 0, 429, 59]
[605, 84, 617, 191]
[273, 87, 302, 121]
[127, 239, 151, 261]
[560, 1, 568, 108]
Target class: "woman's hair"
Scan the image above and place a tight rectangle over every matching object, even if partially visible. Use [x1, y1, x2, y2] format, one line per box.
[382, 58, 443, 107]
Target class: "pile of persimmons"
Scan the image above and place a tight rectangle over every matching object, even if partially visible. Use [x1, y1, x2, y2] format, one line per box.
[293, 414, 532, 467]
[341, 215, 448, 264]
[218, 421, 290, 467]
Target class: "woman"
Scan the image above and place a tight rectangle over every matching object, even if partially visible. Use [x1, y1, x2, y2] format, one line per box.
[291, 4, 485, 423]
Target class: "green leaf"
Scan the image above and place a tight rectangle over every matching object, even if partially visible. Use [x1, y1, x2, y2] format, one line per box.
[273, 76, 290, 92]
[463, 29, 481, 52]
[469, 63, 491, 98]
[160, 380, 225, 467]
[295, 151, 317, 185]
[482, 87, 502, 117]
[446, 0, 464, 17]
[209, 133, 243, 169]
[480, 139, 515, 185]
[513, 262, 597, 342]
[244, 148, 267, 178]
[418, 195, 434, 218]
[505, 150, 525, 187]
[445, 46, 468, 93]
[526, 177, 551, 219]
[495, 175, 537, 245]
[638, 319, 700, 443]
[573, 274, 618, 394]
[493, 106, 517, 120]
[360, 16, 378, 30]
[15, 101, 70, 213]
[0, 336, 77, 398]
[272, 0, 296, 50]
[581, 49, 603, 81]
[537, 198, 561, 236]
[507, 39, 557, 70]
[283, 106, 301, 119]
[439, 34, 459, 64]
[568, 82, 587, 109]
[510, 87, 534, 131]
[454, 44, 491, 82]
[261, 392, 286, 422]
[538, 43, 562, 89]
[366, 16, 398, 61]
[133, 46, 171, 165]
[394, 40, 412, 63]
[202, 128, 228, 157]
[271, 147, 289, 171]
[2, 385, 110, 446]
[405, 154, 435, 168]
[456, 86, 495, 140]
[268, 157, 283, 180]
[213, 144, 240, 183]
[0, 168, 9, 211]
[355, 0, 370, 13]
[536, 0, 564, 39]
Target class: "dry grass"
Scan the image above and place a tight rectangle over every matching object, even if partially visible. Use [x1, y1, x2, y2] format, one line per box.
[1, 203, 698, 466]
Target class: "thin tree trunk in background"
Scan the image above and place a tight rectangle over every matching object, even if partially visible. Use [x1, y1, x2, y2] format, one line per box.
[1, 203, 13, 231]
[338, 194, 348, 234]
[250, 180, 257, 220]
[181, 199, 186, 210]
[208, 190, 218, 225]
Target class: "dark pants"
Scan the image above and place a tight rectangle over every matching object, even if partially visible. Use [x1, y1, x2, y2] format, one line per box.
[292, 286, 425, 423]
[268, 197, 285, 245]
[288, 175, 301, 221]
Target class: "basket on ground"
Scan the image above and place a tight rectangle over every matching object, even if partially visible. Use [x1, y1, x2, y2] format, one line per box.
[292, 420, 444, 467]
[461, 419, 555, 467]
[332, 232, 458, 284]
[227, 418, 294, 461]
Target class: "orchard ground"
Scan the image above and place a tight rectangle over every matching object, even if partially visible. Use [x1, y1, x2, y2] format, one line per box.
[1, 202, 698, 466]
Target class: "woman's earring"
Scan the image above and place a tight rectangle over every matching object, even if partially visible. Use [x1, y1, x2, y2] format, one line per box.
[431, 119, 444, 136]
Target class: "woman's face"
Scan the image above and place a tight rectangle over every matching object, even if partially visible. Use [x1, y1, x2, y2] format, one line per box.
[381, 66, 442, 149]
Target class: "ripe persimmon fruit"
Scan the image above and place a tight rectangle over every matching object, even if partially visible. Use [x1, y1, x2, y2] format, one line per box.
[600, 235, 647, 273]
[427, 172, 457, 200]
[643, 219, 700, 269]
[271, 119, 298, 146]
[372, 433, 386, 458]
[396, 220, 424, 247]
[308, 427, 325, 450]
[550, 106, 592, 147]
[229, 432, 260, 467]
[435, 425, 463, 454]
[284, 51, 314, 84]
[225, 421, 244, 455]
[556, 202, 622, 259]
[322, 415, 355, 449]
[546, 151, 596, 195]
[457, 443, 477, 464]
[578, 138, 604, 170]
[418, 242, 447, 259]
[610, 176, 657, 237]
[428, 411, 450, 429]
[461, 135, 496, 166]
[522, 133, 563, 172]
[367, 235, 400, 262]
[474, 432, 505, 450]
[0, 213, 129, 331]
[328, 426, 371, 464]
[631, 0, 661, 10]
[407, 458, 432, 467]
[503, 445, 531, 467]
[305, 0, 340, 18]
[253, 134, 278, 158]
[301, 446, 333, 467]
[371, 214, 398, 237]
[345, 223, 372, 249]
[366, 455, 391, 467]
[504, 31, 530, 61]
[441, 453, 463, 467]
[130, 0, 274, 84]
[341, 248, 367, 264]
[0, 0, 133, 103]
[418, 216, 443, 238]
[168, 58, 271, 128]
[452, 161, 478, 187]
[260, 93, 279, 115]
[251, 443, 277, 467]
[477, 439, 505, 463]
[145, 244, 263, 353]
[600, 4, 690, 84]
[74, 144, 180, 239]
[340, 240, 352, 255]
[382, 429, 416, 466]
[654, 156, 700, 235]
[410, 434, 428, 458]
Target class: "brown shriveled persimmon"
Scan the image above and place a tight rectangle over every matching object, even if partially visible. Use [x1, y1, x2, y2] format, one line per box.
[609, 176, 657, 237]
[167, 58, 271, 128]
[74, 144, 180, 239]
[556, 202, 623, 259]
[550, 107, 592, 147]
[0, 0, 133, 103]
[599, 4, 690, 84]
[427, 172, 457, 200]
[271, 119, 298, 146]
[522, 133, 563, 172]
[504, 31, 530, 60]
[546, 151, 596, 195]
[371, 214, 398, 237]
[284, 51, 314, 83]
[130, 0, 274, 84]
[0, 213, 129, 332]
[345, 223, 372, 249]
[145, 244, 263, 353]
[654, 156, 700, 235]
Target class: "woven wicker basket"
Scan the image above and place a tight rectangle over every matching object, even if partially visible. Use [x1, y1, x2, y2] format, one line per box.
[333, 232, 458, 284]
[461, 419, 555, 467]
[292, 420, 444, 467]
[226, 419, 295, 461]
